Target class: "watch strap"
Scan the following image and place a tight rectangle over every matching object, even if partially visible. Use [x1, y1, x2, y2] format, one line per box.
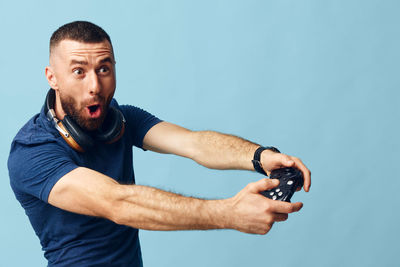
[252, 146, 281, 176]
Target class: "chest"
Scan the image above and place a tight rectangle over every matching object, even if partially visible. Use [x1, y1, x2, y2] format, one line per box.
[70, 138, 135, 184]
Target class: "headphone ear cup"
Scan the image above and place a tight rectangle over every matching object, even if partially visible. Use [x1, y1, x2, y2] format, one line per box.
[95, 107, 125, 143]
[62, 115, 95, 151]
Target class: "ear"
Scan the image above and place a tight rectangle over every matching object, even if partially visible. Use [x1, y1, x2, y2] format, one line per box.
[45, 66, 58, 89]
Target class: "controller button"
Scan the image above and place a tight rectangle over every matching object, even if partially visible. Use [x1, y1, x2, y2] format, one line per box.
[275, 188, 280, 192]
[287, 180, 293, 185]
[272, 195, 277, 200]
[278, 192, 283, 196]
[269, 192, 274, 196]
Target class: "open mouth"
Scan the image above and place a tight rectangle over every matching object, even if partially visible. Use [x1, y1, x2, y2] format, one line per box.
[87, 104, 101, 118]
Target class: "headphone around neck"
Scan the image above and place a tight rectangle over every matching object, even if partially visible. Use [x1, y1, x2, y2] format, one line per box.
[44, 89, 125, 153]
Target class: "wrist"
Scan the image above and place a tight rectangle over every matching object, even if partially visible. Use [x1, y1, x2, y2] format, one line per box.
[252, 146, 280, 176]
[205, 198, 232, 230]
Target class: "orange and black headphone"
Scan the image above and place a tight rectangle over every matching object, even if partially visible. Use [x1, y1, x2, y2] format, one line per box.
[44, 89, 125, 152]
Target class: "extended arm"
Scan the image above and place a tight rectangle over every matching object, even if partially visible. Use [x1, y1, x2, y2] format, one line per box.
[143, 122, 311, 191]
[48, 167, 302, 234]
[143, 122, 258, 170]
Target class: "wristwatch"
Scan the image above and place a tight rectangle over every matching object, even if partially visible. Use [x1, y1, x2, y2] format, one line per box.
[252, 146, 281, 176]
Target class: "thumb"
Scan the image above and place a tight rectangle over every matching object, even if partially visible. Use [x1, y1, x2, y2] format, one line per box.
[249, 178, 280, 193]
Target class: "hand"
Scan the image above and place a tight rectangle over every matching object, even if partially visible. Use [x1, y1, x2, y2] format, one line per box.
[260, 150, 311, 192]
[227, 178, 303, 235]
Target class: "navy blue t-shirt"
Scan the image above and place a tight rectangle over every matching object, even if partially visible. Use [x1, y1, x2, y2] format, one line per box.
[8, 99, 161, 267]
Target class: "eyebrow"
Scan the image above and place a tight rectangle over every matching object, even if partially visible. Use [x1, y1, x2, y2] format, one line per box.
[99, 57, 114, 64]
[70, 59, 88, 66]
[69, 57, 114, 66]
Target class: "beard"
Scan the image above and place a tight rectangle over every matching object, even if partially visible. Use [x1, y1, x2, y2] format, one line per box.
[59, 92, 111, 132]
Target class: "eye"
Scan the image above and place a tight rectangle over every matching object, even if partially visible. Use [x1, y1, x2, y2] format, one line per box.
[98, 66, 110, 74]
[73, 68, 84, 75]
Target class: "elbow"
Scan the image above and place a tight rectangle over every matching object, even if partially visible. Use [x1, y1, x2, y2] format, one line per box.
[108, 202, 126, 226]
[105, 185, 131, 226]
[188, 131, 207, 162]
[105, 184, 155, 229]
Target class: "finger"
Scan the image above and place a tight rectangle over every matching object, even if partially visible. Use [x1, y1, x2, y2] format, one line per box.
[266, 152, 295, 170]
[290, 157, 311, 192]
[273, 213, 289, 222]
[279, 154, 295, 168]
[271, 201, 303, 214]
[248, 178, 279, 193]
[261, 151, 293, 175]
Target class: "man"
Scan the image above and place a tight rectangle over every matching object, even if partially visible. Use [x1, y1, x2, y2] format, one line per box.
[8, 21, 311, 267]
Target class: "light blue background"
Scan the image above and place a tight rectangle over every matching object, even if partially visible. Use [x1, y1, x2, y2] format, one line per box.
[1, 1, 399, 266]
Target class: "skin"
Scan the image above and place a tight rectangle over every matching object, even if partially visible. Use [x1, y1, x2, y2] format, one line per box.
[46, 40, 311, 235]
[46, 39, 116, 130]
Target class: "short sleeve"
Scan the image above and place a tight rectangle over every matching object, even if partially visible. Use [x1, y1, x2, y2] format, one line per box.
[8, 141, 78, 203]
[119, 105, 162, 149]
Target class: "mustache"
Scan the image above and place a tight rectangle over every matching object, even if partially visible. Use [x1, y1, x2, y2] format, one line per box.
[82, 95, 107, 106]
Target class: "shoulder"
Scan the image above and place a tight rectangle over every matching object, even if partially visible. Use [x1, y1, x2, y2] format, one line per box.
[110, 99, 161, 127]
[118, 103, 150, 117]
[111, 99, 162, 148]
[8, 113, 77, 201]
[12, 110, 59, 147]
[8, 110, 72, 183]
[110, 98, 153, 114]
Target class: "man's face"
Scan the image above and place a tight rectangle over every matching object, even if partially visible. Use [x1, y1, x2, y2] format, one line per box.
[47, 39, 116, 131]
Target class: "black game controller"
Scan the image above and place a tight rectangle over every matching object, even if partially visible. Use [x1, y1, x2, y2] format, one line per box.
[261, 167, 304, 202]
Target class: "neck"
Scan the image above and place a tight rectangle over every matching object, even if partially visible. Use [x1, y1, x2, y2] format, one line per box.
[54, 90, 67, 120]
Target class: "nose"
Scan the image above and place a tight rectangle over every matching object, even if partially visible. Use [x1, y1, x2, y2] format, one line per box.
[88, 70, 101, 95]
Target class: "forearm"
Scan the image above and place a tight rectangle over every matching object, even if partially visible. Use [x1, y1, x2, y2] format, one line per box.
[190, 131, 259, 170]
[113, 179, 303, 235]
[113, 184, 230, 231]
[49, 168, 304, 235]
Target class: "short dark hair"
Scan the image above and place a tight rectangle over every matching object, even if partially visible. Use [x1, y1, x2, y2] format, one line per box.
[50, 21, 113, 55]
